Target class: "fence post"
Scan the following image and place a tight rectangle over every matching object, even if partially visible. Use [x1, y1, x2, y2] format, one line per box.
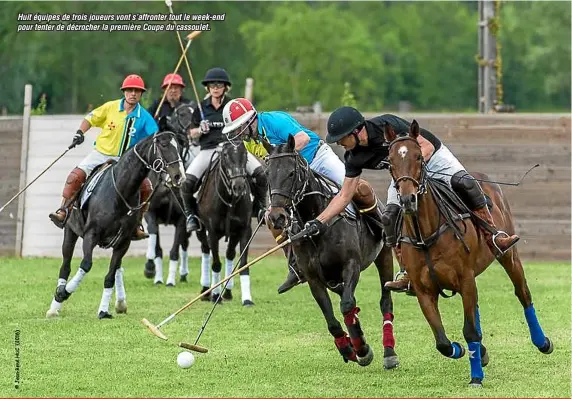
[15, 84, 32, 257]
[245, 78, 254, 102]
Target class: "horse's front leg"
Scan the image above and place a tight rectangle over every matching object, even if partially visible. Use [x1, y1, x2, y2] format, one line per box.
[374, 246, 400, 369]
[237, 225, 253, 306]
[459, 275, 485, 387]
[308, 279, 356, 364]
[340, 260, 373, 366]
[143, 211, 159, 280]
[222, 233, 240, 301]
[98, 239, 130, 319]
[208, 232, 223, 303]
[196, 228, 211, 299]
[166, 220, 185, 287]
[46, 226, 79, 318]
[179, 221, 190, 283]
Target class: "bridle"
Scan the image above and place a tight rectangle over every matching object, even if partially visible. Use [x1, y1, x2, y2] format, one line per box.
[387, 135, 428, 199]
[215, 143, 248, 207]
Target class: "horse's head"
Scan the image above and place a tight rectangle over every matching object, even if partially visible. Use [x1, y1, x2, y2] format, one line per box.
[167, 102, 195, 148]
[265, 134, 308, 230]
[139, 126, 186, 187]
[384, 120, 426, 214]
[219, 141, 248, 197]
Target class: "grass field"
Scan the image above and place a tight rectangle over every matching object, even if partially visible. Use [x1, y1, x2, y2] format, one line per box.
[0, 256, 569, 398]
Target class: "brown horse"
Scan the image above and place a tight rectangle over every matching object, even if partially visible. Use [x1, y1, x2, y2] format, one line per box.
[384, 120, 553, 387]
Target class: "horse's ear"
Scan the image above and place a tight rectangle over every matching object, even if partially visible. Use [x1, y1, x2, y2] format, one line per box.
[287, 134, 295, 150]
[158, 115, 169, 132]
[262, 138, 274, 154]
[410, 120, 420, 139]
[383, 122, 397, 143]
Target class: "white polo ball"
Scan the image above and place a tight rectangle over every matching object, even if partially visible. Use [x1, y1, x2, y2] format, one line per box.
[177, 351, 195, 369]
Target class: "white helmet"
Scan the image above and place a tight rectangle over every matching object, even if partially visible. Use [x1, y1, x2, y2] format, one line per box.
[222, 98, 257, 140]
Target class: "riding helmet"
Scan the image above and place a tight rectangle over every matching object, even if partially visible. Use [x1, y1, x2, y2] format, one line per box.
[201, 68, 232, 87]
[325, 106, 365, 144]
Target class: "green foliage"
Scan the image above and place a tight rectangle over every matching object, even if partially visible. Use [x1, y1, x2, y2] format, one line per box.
[341, 82, 357, 108]
[30, 93, 47, 115]
[139, 88, 153, 110]
[0, 1, 569, 114]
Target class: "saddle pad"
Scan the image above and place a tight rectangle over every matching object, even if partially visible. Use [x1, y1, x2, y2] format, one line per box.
[316, 178, 357, 218]
[80, 164, 112, 209]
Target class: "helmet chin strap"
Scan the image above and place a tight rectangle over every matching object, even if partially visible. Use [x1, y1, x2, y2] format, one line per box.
[351, 132, 360, 148]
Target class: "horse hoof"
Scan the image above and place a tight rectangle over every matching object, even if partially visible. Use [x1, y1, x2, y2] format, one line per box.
[154, 280, 163, 285]
[46, 309, 60, 318]
[242, 300, 255, 307]
[144, 260, 155, 279]
[469, 378, 483, 388]
[55, 285, 71, 302]
[166, 282, 175, 287]
[180, 274, 188, 283]
[539, 337, 554, 354]
[357, 344, 374, 367]
[481, 349, 489, 367]
[98, 311, 113, 319]
[383, 355, 400, 370]
[222, 290, 233, 301]
[200, 287, 211, 301]
[211, 294, 223, 304]
[115, 300, 127, 314]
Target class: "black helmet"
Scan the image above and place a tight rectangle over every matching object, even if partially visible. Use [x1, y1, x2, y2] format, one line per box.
[201, 67, 231, 87]
[326, 106, 365, 144]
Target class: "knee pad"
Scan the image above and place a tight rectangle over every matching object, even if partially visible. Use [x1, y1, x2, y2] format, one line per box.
[451, 171, 486, 210]
[353, 180, 376, 211]
[140, 178, 153, 200]
[63, 167, 87, 199]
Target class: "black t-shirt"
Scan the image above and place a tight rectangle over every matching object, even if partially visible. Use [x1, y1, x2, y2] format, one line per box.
[344, 114, 442, 178]
[191, 96, 231, 150]
[147, 97, 196, 121]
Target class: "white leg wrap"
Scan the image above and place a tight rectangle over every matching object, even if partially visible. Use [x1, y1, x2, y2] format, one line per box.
[212, 271, 221, 295]
[180, 250, 189, 276]
[240, 275, 252, 303]
[153, 257, 164, 284]
[200, 253, 211, 287]
[167, 259, 177, 286]
[65, 268, 86, 293]
[115, 267, 126, 301]
[146, 234, 157, 260]
[98, 287, 113, 314]
[225, 258, 234, 289]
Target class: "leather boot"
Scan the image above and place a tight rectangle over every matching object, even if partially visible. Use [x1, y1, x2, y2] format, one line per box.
[277, 247, 306, 294]
[182, 175, 200, 232]
[49, 167, 86, 229]
[132, 178, 152, 240]
[473, 206, 520, 257]
[251, 167, 269, 224]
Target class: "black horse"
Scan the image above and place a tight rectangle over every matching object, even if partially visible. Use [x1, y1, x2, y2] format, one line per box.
[143, 102, 198, 287]
[45, 126, 185, 319]
[264, 135, 399, 368]
[195, 141, 254, 306]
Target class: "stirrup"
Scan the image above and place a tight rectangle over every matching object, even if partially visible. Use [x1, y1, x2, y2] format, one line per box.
[393, 270, 407, 282]
[186, 215, 202, 232]
[492, 230, 520, 256]
[288, 264, 303, 284]
[49, 208, 69, 229]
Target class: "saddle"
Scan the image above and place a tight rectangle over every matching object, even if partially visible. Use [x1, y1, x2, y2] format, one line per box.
[77, 160, 117, 210]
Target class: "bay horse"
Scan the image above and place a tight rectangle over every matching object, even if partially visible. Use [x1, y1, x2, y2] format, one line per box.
[45, 127, 186, 319]
[384, 120, 553, 386]
[195, 141, 254, 306]
[264, 135, 399, 369]
[143, 103, 199, 286]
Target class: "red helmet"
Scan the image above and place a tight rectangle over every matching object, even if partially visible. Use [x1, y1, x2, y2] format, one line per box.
[121, 74, 146, 92]
[161, 73, 185, 89]
[222, 98, 257, 139]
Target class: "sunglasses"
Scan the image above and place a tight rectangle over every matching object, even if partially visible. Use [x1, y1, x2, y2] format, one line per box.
[207, 82, 225, 89]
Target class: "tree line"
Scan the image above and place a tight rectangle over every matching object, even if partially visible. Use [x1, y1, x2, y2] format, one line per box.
[1, 1, 569, 115]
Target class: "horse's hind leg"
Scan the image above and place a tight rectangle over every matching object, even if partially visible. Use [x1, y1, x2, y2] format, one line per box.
[459, 276, 485, 387]
[339, 259, 373, 366]
[166, 221, 185, 287]
[179, 227, 190, 283]
[144, 212, 158, 279]
[208, 233, 223, 303]
[498, 249, 553, 354]
[46, 226, 79, 318]
[196, 229, 211, 299]
[374, 246, 400, 369]
[98, 240, 130, 319]
[152, 229, 164, 285]
[308, 280, 356, 364]
[222, 234, 240, 301]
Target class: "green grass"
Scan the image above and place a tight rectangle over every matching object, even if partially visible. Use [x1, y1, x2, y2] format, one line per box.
[0, 256, 569, 397]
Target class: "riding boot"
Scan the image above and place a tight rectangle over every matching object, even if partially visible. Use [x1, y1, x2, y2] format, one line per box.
[251, 167, 269, 223]
[381, 204, 414, 295]
[473, 206, 520, 257]
[182, 174, 200, 232]
[132, 178, 152, 241]
[49, 167, 87, 229]
[277, 246, 306, 294]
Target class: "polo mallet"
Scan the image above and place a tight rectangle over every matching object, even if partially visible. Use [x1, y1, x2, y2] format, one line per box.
[164, 0, 205, 120]
[141, 226, 310, 341]
[427, 163, 540, 187]
[191, 218, 265, 349]
[0, 146, 73, 214]
[153, 30, 203, 119]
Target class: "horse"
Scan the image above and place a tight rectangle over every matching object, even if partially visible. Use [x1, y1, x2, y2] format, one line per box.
[143, 102, 199, 286]
[195, 140, 255, 306]
[383, 120, 553, 386]
[45, 126, 186, 319]
[264, 135, 399, 369]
